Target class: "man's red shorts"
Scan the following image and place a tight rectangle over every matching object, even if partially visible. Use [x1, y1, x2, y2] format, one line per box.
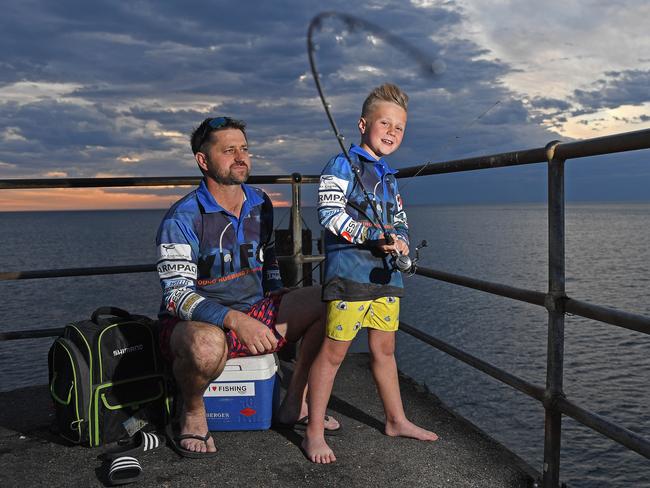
[158, 294, 287, 362]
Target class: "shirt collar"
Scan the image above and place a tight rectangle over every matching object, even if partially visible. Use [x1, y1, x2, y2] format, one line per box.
[196, 178, 264, 215]
[349, 144, 398, 176]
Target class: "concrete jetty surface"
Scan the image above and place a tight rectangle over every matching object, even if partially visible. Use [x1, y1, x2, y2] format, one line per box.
[0, 354, 538, 487]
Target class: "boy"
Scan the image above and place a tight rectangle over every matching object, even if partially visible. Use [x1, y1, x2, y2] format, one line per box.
[303, 83, 439, 464]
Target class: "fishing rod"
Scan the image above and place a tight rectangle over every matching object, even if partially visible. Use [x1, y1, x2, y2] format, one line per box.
[307, 12, 443, 273]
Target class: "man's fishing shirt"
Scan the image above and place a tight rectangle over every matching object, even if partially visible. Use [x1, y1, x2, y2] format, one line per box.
[318, 144, 409, 301]
[156, 179, 283, 327]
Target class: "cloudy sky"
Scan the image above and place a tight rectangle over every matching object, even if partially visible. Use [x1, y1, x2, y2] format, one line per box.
[0, 0, 648, 210]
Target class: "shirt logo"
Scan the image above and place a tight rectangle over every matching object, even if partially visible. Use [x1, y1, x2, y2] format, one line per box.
[158, 243, 192, 260]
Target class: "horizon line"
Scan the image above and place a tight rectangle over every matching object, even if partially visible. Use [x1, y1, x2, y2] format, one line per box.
[2, 199, 650, 213]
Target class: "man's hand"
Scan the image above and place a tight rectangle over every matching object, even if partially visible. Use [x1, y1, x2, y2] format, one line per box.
[223, 309, 277, 355]
[376, 234, 410, 256]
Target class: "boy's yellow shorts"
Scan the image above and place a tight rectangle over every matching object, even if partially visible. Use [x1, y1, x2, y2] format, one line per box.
[326, 296, 400, 341]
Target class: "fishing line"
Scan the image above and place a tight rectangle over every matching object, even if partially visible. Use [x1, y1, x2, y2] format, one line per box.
[291, 259, 324, 288]
[396, 99, 502, 193]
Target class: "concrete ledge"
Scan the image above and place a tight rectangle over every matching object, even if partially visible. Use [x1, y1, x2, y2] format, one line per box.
[0, 353, 539, 487]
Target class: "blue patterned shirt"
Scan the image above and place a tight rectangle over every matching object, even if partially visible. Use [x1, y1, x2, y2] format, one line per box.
[156, 179, 282, 327]
[318, 145, 409, 301]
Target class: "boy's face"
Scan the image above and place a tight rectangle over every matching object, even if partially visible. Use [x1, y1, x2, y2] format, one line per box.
[358, 101, 407, 159]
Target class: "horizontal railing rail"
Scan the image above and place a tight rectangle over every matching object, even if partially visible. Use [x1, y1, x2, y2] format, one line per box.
[0, 175, 320, 189]
[414, 266, 650, 336]
[399, 321, 546, 402]
[398, 321, 650, 460]
[397, 127, 650, 177]
[0, 328, 65, 341]
[0, 255, 325, 282]
[1, 128, 648, 190]
[564, 298, 650, 335]
[2, 126, 649, 487]
[0, 264, 155, 281]
[414, 266, 546, 307]
[556, 396, 650, 459]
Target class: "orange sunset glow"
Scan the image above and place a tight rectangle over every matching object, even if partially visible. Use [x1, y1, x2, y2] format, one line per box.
[0, 188, 291, 211]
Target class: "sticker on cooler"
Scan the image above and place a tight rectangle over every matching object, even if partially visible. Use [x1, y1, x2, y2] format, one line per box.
[203, 354, 279, 431]
[204, 382, 255, 397]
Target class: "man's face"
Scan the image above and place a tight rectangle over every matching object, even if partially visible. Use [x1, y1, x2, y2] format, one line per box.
[358, 101, 407, 159]
[198, 128, 251, 185]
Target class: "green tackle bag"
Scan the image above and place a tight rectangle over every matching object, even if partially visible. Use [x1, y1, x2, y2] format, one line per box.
[48, 307, 169, 446]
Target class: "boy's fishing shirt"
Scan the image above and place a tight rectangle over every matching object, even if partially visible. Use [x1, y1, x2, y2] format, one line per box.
[318, 144, 409, 301]
[156, 179, 283, 327]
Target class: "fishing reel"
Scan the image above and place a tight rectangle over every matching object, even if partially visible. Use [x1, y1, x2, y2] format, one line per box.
[391, 240, 427, 276]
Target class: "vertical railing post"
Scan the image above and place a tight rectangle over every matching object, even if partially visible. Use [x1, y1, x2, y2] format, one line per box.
[543, 141, 566, 488]
[289, 172, 303, 287]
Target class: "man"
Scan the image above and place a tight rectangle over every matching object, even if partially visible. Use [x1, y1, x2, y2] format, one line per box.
[156, 116, 339, 456]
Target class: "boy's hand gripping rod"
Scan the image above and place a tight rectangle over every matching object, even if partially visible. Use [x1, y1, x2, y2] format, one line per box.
[392, 239, 428, 274]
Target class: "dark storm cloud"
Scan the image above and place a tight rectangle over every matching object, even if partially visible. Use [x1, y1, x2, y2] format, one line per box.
[0, 0, 523, 178]
[572, 69, 650, 111]
[529, 97, 572, 111]
[0, 0, 647, 204]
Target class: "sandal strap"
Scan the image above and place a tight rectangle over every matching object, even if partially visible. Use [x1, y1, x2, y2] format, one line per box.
[108, 456, 142, 483]
[177, 432, 211, 444]
[141, 431, 162, 451]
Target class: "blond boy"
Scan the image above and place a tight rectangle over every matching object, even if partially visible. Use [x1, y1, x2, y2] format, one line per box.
[303, 84, 438, 463]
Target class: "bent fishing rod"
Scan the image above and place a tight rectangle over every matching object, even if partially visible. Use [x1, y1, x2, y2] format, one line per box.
[307, 12, 443, 273]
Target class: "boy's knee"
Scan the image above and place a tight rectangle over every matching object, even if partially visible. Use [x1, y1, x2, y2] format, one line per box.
[321, 340, 350, 367]
[369, 336, 396, 358]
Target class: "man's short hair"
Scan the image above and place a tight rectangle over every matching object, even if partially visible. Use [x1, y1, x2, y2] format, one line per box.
[361, 83, 409, 118]
[190, 117, 247, 155]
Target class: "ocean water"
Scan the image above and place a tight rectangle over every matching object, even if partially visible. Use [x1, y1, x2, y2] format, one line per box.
[0, 203, 648, 487]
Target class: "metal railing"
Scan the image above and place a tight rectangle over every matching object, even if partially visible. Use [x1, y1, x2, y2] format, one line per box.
[1, 127, 649, 487]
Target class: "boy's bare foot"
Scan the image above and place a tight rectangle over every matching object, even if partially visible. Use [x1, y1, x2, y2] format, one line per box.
[301, 436, 337, 464]
[179, 408, 218, 453]
[385, 419, 439, 441]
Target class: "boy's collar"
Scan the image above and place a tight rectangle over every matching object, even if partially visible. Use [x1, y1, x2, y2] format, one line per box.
[196, 178, 264, 214]
[349, 144, 398, 175]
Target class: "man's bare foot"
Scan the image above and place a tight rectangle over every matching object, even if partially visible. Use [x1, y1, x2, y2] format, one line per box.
[179, 408, 217, 453]
[301, 436, 337, 464]
[385, 419, 439, 441]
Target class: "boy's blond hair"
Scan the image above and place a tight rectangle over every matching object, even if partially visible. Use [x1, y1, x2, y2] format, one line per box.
[361, 83, 409, 118]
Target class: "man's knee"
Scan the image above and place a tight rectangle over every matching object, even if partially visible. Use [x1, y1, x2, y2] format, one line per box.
[171, 322, 227, 376]
[279, 285, 325, 342]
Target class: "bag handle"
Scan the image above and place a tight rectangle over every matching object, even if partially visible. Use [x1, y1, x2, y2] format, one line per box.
[91, 306, 132, 325]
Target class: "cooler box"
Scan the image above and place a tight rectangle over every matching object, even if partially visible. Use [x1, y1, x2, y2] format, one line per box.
[203, 353, 279, 431]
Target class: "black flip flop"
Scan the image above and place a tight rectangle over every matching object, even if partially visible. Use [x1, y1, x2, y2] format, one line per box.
[166, 424, 218, 459]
